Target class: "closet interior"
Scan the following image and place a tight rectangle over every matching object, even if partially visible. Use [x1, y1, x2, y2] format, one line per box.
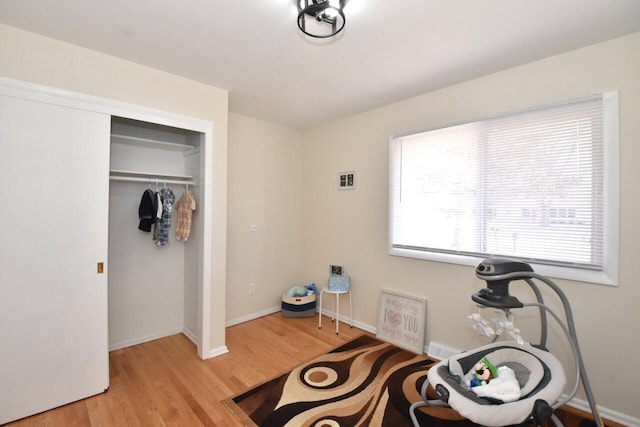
[108, 116, 204, 351]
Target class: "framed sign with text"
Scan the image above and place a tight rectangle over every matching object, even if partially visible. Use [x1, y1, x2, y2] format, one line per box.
[376, 289, 427, 354]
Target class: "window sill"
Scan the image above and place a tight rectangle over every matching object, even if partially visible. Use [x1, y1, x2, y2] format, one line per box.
[389, 247, 617, 286]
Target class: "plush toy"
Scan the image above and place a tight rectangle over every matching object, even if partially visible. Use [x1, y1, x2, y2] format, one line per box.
[285, 283, 317, 297]
[469, 357, 498, 388]
[286, 286, 306, 297]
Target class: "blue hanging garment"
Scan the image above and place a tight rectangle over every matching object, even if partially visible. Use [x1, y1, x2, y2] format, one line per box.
[156, 187, 175, 247]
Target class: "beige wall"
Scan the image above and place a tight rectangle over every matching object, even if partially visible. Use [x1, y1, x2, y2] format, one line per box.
[3, 19, 639, 421]
[226, 113, 304, 321]
[0, 24, 229, 353]
[301, 33, 640, 419]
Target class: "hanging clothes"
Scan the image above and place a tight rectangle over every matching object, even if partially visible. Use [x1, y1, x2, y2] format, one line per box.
[137, 188, 156, 232]
[175, 190, 197, 241]
[156, 187, 175, 247]
[153, 191, 162, 241]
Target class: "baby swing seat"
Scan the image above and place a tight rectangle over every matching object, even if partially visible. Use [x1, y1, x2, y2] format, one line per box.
[409, 258, 604, 427]
[420, 340, 566, 426]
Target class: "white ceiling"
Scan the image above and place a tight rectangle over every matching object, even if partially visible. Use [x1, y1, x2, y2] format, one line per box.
[2, 0, 640, 130]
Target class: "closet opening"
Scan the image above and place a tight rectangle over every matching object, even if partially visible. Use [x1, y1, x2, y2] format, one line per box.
[108, 116, 204, 354]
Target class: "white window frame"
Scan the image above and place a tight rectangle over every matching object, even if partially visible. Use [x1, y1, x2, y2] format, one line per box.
[388, 92, 619, 286]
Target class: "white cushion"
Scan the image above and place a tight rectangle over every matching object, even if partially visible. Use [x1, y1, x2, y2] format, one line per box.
[427, 341, 566, 427]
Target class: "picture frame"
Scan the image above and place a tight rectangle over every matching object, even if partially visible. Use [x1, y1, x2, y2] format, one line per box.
[330, 265, 343, 275]
[337, 171, 356, 190]
[376, 289, 427, 354]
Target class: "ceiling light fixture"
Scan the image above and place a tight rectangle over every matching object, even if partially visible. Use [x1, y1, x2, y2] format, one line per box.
[297, 0, 348, 39]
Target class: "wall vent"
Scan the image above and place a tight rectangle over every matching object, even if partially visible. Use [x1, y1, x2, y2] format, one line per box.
[427, 342, 460, 360]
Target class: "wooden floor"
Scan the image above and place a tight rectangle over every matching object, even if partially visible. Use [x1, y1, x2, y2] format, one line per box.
[6, 312, 618, 427]
[6, 313, 366, 426]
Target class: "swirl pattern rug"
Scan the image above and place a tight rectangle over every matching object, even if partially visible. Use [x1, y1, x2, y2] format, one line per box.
[223, 335, 477, 427]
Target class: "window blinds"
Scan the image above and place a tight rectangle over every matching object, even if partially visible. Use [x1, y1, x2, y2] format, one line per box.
[390, 95, 606, 270]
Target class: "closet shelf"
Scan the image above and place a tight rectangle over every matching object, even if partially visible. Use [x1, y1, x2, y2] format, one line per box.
[111, 133, 196, 152]
[109, 169, 197, 186]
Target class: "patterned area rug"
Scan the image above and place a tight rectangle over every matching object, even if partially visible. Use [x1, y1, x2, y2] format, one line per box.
[223, 335, 477, 427]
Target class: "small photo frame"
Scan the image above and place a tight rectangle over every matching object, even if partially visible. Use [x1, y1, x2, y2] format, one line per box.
[377, 289, 427, 354]
[338, 171, 356, 190]
[330, 265, 343, 275]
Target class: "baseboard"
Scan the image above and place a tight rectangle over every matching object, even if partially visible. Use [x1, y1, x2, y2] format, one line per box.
[563, 394, 640, 427]
[108, 327, 184, 351]
[352, 319, 376, 334]
[182, 326, 198, 345]
[225, 306, 281, 327]
[226, 306, 375, 333]
[317, 307, 376, 334]
[208, 345, 229, 358]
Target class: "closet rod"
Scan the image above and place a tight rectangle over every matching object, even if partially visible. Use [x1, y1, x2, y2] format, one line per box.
[109, 175, 196, 186]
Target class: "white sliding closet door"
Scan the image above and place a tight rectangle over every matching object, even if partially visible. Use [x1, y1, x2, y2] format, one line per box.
[0, 94, 110, 424]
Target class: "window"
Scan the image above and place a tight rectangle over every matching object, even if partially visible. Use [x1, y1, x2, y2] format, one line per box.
[389, 92, 619, 285]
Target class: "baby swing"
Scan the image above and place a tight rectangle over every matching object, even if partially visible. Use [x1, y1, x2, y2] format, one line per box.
[409, 257, 604, 427]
